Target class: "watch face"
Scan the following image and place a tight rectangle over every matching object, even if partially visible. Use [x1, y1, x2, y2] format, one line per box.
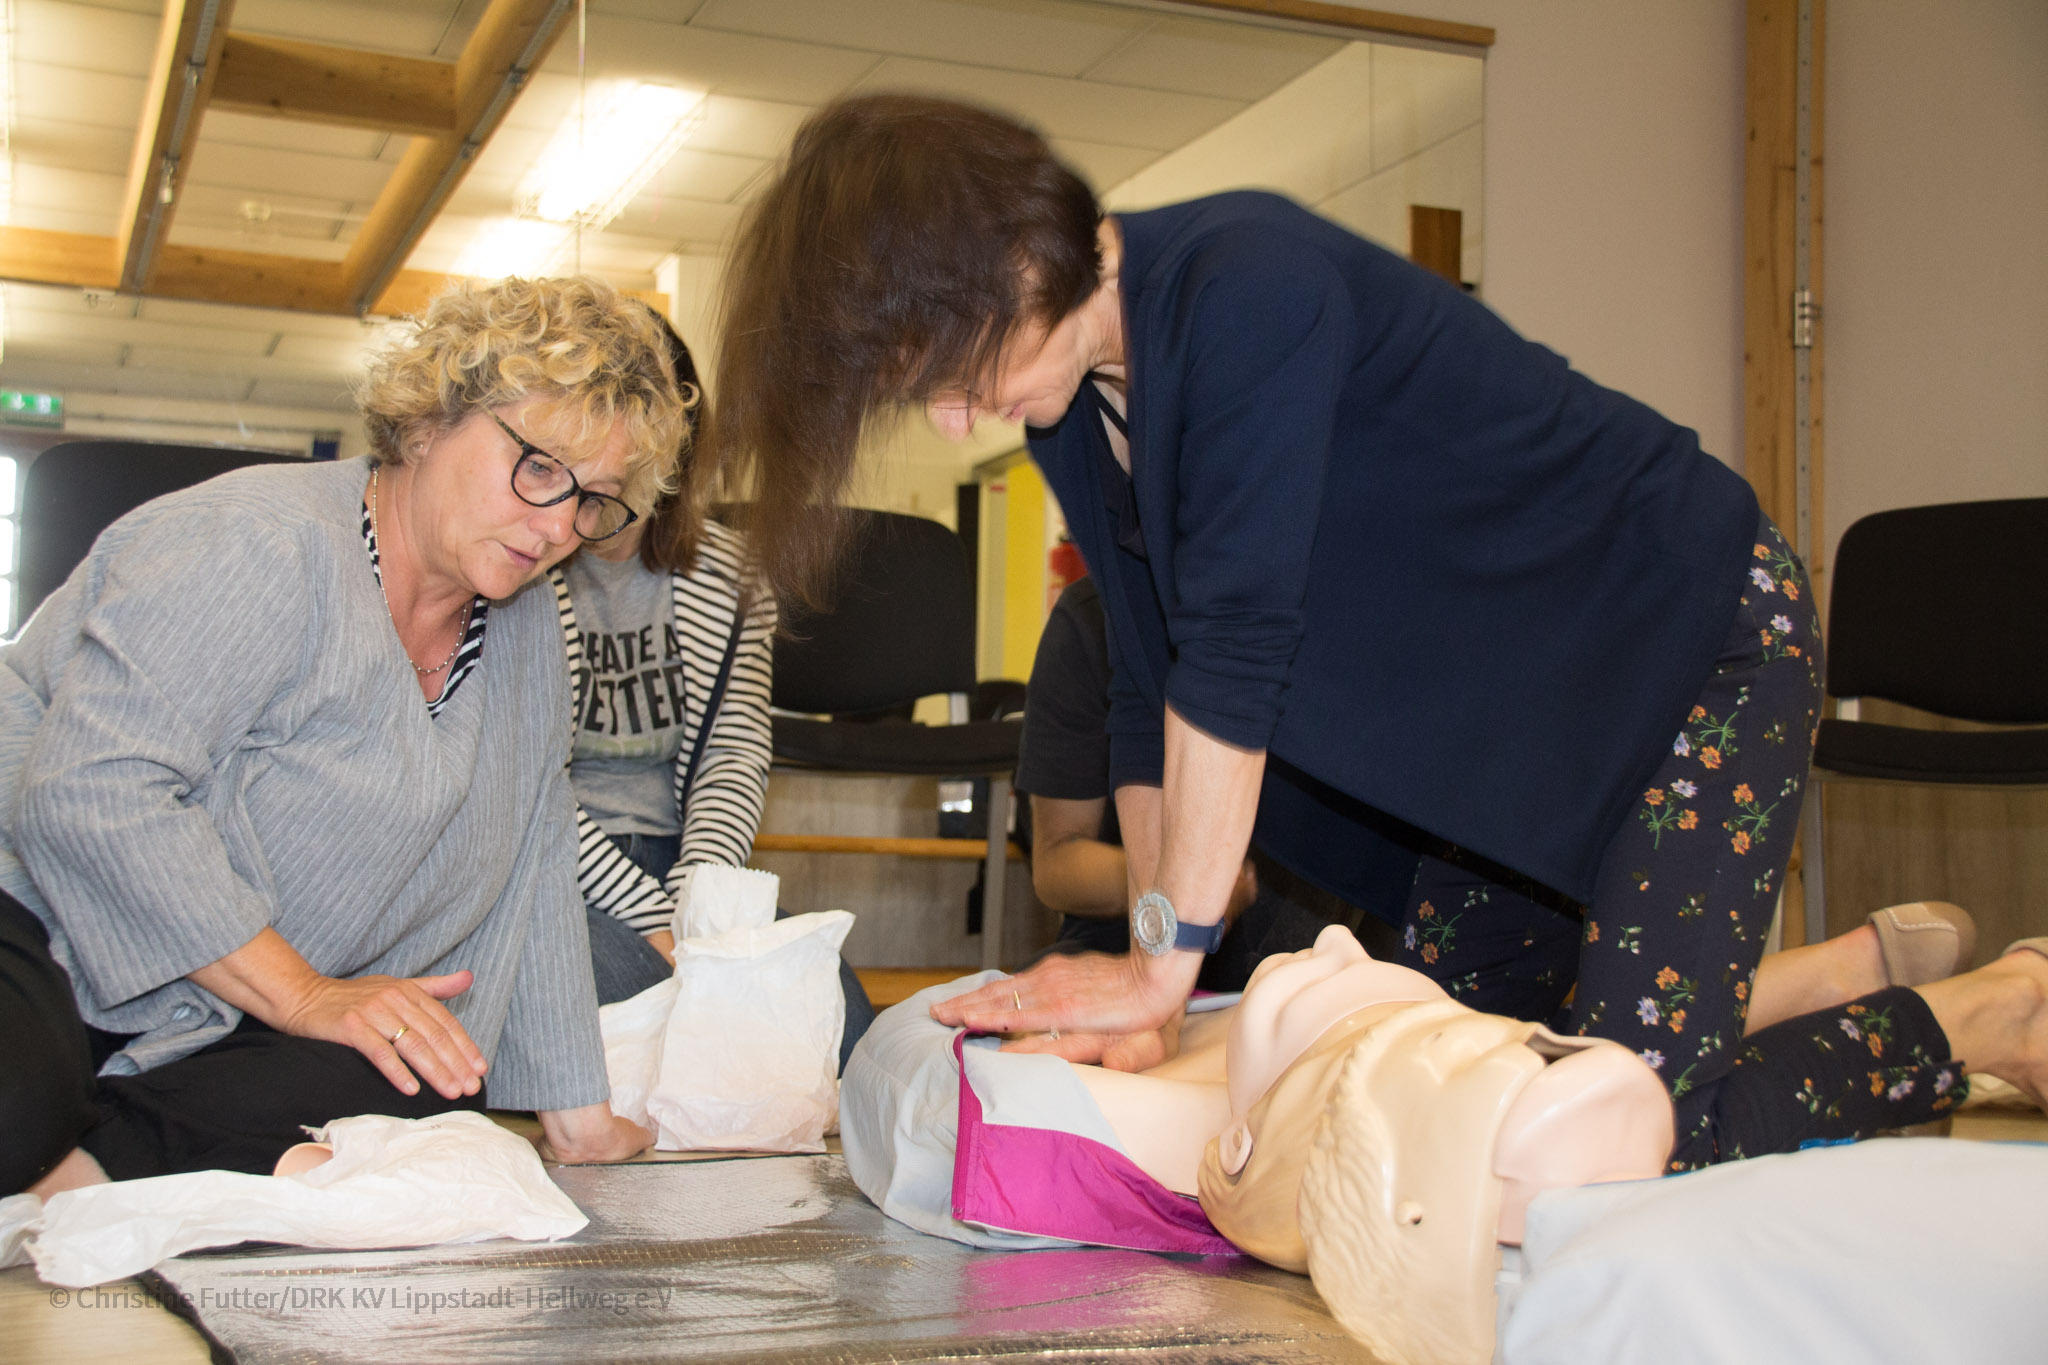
[1133, 894, 1171, 953]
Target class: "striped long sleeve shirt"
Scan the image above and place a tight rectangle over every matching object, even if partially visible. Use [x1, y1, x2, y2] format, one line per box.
[552, 518, 776, 936]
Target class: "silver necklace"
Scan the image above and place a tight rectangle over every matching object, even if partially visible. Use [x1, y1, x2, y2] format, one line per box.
[369, 467, 471, 678]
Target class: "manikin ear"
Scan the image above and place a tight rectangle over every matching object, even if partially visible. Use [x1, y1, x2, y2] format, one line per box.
[1492, 1034, 1674, 1244]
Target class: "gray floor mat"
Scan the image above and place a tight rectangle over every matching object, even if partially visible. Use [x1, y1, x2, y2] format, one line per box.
[146, 1154, 1378, 1363]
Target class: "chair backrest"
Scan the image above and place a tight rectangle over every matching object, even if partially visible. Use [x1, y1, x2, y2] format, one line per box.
[1826, 496, 2048, 723]
[773, 509, 977, 716]
[19, 440, 297, 621]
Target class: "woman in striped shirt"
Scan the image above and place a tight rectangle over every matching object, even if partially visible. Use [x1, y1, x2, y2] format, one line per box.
[558, 317, 874, 1066]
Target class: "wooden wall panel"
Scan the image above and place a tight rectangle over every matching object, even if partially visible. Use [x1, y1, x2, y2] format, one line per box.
[753, 771, 1058, 971]
[1818, 698, 2048, 968]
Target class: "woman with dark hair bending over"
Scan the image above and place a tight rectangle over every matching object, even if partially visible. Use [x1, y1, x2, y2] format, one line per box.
[708, 94, 2047, 1169]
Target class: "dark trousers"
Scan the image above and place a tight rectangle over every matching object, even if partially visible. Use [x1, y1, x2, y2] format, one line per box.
[0, 891, 481, 1194]
[1393, 518, 1964, 1167]
[584, 833, 876, 1075]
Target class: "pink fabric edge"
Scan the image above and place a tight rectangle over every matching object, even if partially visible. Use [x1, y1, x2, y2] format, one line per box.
[949, 1033, 1241, 1257]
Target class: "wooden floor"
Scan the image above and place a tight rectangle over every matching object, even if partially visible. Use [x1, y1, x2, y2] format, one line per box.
[5, 1104, 2042, 1365]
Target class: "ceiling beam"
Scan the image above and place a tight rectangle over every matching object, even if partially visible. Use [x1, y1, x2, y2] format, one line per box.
[339, 0, 575, 316]
[0, 226, 665, 320]
[115, 0, 237, 295]
[211, 33, 458, 138]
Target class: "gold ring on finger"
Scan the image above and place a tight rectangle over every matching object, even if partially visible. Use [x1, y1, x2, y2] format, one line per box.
[1012, 990, 1022, 1012]
[389, 1026, 410, 1046]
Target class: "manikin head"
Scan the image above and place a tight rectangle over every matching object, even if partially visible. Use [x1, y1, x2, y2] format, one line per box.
[1199, 926, 1674, 1365]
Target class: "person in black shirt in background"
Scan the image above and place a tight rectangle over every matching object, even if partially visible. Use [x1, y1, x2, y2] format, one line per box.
[1016, 576, 1402, 990]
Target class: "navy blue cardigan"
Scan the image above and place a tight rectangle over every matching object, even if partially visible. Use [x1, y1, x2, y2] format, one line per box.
[1028, 192, 1758, 913]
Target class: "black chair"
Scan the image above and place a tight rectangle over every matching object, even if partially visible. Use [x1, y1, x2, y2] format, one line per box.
[1801, 497, 2048, 944]
[757, 509, 1024, 970]
[18, 440, 296, 622]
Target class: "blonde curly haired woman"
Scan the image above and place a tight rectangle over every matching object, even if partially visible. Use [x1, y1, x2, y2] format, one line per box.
[1, 276, 679, 1198]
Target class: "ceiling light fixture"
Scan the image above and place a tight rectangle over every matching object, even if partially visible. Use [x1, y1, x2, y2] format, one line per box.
[518, 82, 705, 231]
[450, 217, 573, 282]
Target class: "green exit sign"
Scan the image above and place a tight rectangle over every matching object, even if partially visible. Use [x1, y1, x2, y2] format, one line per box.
[0, 389, 62, 428]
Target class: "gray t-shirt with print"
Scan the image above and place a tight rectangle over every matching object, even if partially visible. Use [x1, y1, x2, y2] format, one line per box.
[566, 551, 685, 836]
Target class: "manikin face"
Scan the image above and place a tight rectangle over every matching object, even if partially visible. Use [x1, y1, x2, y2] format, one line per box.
[407, 403, 634, 602]
[1225, 925, 1449, 1119]
[1197, 926, 1675, 1365]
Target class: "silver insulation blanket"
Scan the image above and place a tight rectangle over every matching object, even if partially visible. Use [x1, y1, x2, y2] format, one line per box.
[147, 1154, 1380, 1362]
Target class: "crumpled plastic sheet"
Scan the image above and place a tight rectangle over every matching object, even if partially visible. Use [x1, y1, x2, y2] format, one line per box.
[146, 1154, 1380, 1363]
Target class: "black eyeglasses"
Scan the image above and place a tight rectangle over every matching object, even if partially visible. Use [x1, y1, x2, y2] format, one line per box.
[489, 411, 638, 542]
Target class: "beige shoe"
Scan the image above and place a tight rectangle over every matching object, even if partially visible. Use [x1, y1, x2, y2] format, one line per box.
[2004, 937, 2048, 964]
[1867, 902, 1977, 986]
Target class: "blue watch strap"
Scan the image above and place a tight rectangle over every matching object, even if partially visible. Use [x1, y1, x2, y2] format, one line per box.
[1175, 917, 1227, 954]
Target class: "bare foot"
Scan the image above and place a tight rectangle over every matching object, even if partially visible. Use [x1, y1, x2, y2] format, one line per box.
[1743, 925, 1886, 1033]
[1917, 947, 2048, 1108]
[26, 1147, 109, 1199]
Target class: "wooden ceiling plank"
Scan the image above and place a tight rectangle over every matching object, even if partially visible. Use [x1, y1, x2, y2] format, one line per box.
[1159, 0, 1493, 48]
[151, 243, 348, 313]
[211, 33, 458, 138]
[0, 225, 122, 291]
[116, 0, 238, 294]
[0, 225, 662, 320]
[340, 0, 575, 316]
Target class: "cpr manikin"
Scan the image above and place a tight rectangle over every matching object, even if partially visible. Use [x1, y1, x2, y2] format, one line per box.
[1057, 925, 1674, 1365]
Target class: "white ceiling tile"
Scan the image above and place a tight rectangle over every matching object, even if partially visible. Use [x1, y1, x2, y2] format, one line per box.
[11, 308, 279, 356]
[603, 194, 743, 251]
[11, 163, 125, 219]
[198, 109, 390, 160]
[850, 56, 1243, 150]
[134, 296, 380, 342]
[1047, 136, 1160, 193]
[1369, 43, 1483, 174]
[268, 333, 378, 370]
[686, 94, 813, 159]
[9, 116, 133, 177]
[13, 0, 160, 77]
[170, 183, 361, 246]
[15, 61, 147, 132]
[0, 357, 125, 394]
[590, 0, 713, 20]
[1102, 43, 1375, 212]
[0, 336, 129, 369]
[244, 377, 360, 411]
[641, 146, 770, 202]
[159, 221, 353, 261]
[688, 0, 1142, 78]
[538, 13, 881, 105]
[226, 0, 470, 57]
[1080, 15, 1340, 102]
[181, 140, 397, 202]
[2, 203, 120, 237]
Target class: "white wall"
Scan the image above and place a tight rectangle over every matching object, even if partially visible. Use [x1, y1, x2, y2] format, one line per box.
[1823, 0, 2048, 563]
[1362, 0, 1749, 468]
[1106, 41, 1485, 285]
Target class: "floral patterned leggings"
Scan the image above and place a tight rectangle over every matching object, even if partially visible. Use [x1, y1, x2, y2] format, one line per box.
[1394, 517, 1966, 1169]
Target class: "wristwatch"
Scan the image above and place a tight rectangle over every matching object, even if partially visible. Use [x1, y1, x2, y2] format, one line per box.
[1131, 890, 1227, 957]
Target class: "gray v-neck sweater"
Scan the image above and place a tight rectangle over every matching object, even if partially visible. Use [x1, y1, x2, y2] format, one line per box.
[0, 458, 607, 1110]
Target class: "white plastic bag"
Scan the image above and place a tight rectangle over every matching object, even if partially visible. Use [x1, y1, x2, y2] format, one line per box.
[599, 974, 679, 1132]
[29, 1111, 587, 1288]
[645, 909, 855, 1153]
[672, 863, 780, 938]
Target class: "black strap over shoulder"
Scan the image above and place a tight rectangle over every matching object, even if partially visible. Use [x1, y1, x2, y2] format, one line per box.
[679, 595, 747, 806]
